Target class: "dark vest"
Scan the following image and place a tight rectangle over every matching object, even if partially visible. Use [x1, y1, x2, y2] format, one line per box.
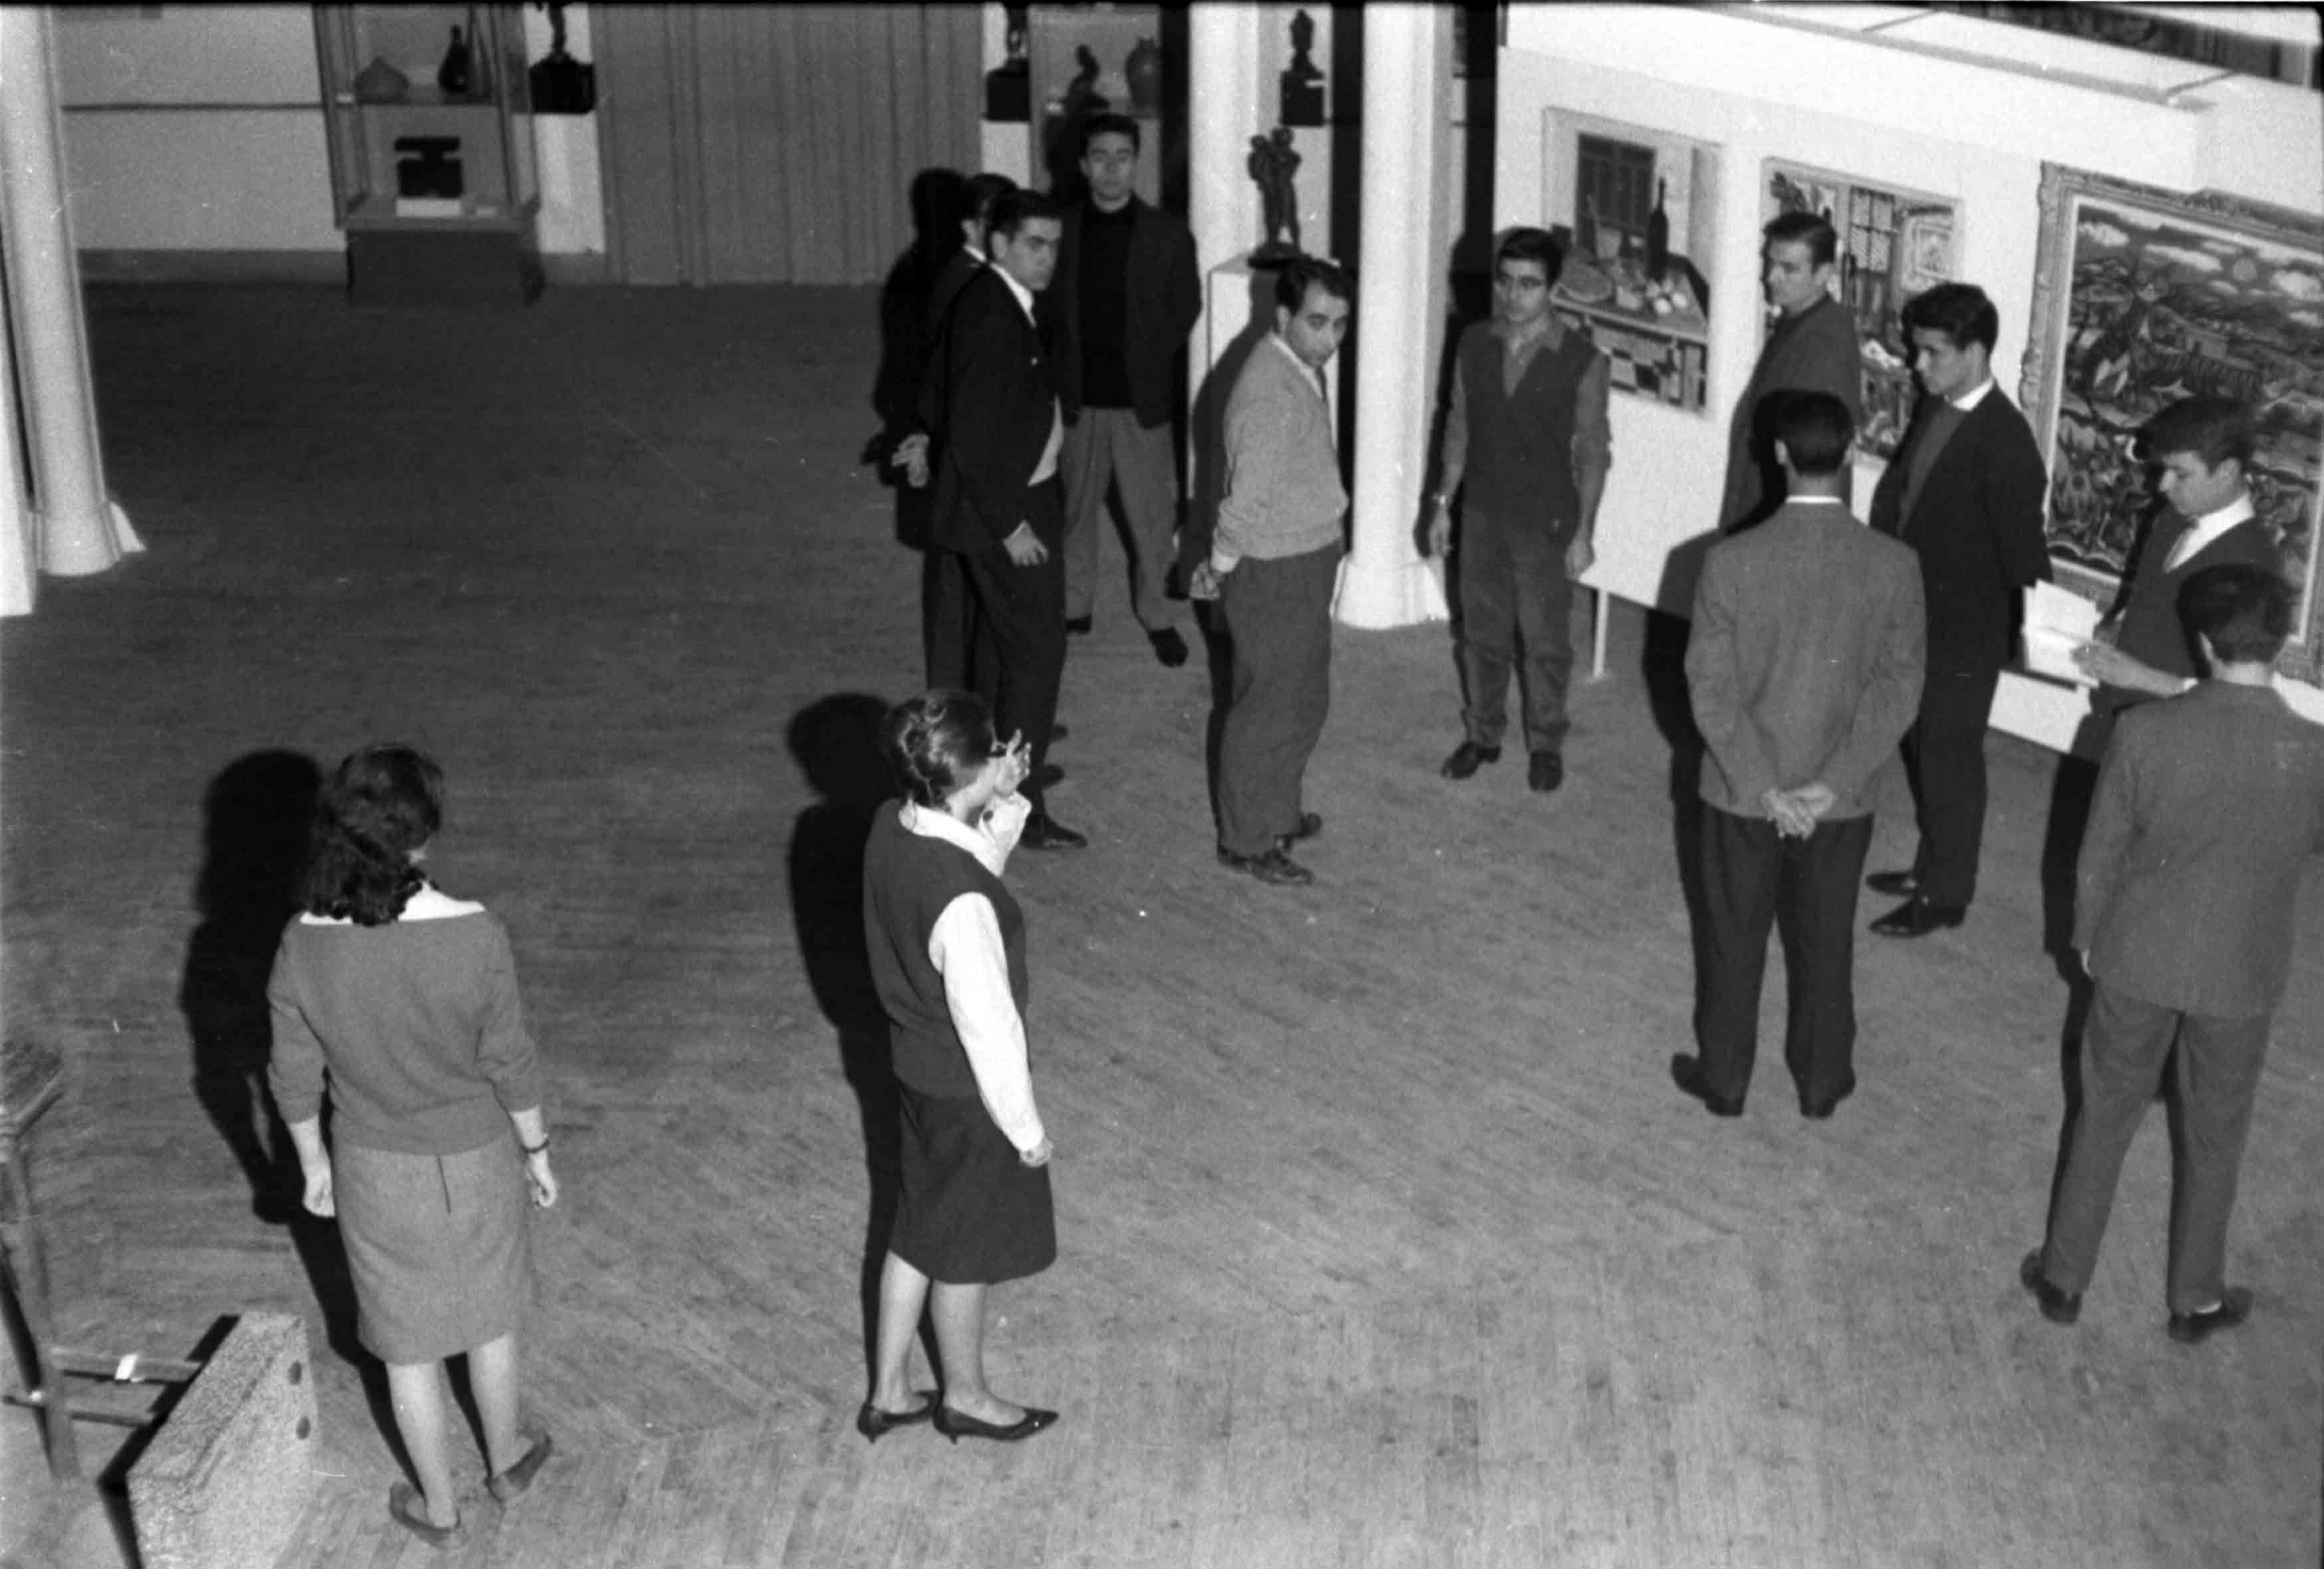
[2101, 514, 2283, 715]
[1461, 326, 1596, 533]
[861, 805, 1030, 1098]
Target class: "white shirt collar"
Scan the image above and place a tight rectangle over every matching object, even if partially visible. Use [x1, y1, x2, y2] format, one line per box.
[1949, 377, 1995, 412]
[1271, 332, 1320, 382]
[994, 263, 1038, 327]
[1788, 494, 1849, 506]
[899, 795, 1028, 877]
[2165, 492, 2257, 571]
[962, 243, 986, 264]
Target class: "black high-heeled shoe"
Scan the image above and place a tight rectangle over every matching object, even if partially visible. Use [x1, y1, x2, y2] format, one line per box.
[855, 1393, 938, 1443]
[931, 1403, 1060, 1443]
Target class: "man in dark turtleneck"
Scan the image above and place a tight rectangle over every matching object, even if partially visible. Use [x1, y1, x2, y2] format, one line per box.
[1719, 210, 1864, 535]
[1046, 112, 1202, 668]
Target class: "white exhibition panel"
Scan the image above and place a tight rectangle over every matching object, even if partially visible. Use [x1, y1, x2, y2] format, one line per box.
[62, 110, 339, 253]
[1497, 4, 2324, 744]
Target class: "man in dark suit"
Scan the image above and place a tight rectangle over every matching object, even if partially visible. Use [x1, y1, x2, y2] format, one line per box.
[1719, 210, 1864, 534]
[1676, 391, 1924, 1119]
[899, 172, 1016, 689]
[2073, 396, 2286, 719]
[1866, 282, 2051, 937]
[1046, 112, 1203, 667]
[927, 188, 1084, 850]
[2024, 565, 2324, 1342]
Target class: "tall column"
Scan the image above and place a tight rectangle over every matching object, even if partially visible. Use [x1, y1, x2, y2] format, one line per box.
[1187, 5, 1262, 364]
[0, 5, 142, 579]
[1, 299, 35, 617]
[1338, 3, 1446, 629]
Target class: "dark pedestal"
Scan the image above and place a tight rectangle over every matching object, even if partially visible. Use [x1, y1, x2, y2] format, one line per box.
[347, 228, 543, 307]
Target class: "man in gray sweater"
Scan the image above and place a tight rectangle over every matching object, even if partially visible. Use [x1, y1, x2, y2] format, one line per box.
[1194, 257, 1354, 887]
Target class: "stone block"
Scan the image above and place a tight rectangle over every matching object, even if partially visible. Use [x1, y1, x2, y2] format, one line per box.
[127, 1313, 317, 1569]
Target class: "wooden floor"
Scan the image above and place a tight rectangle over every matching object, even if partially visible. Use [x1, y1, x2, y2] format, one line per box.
[2, 283, 2318, 1568]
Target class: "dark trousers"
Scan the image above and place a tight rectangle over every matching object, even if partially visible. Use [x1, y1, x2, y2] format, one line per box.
[1693, 805, 1874, 1105]
[1900, 660, 2003, 907]
[960, 478, 1066, 810]
[1455, 508, 1574, 755]
[923, 549, 976, 690]
[1217, 545, 1339, 856]
[2041, 984, 2271, 1313]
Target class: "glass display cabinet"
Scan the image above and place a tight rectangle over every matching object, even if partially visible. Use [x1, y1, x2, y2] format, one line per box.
[315, 5, 543, 303]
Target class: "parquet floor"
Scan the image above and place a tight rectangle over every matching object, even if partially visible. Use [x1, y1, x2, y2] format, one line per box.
[1, 283, 2317, 1568]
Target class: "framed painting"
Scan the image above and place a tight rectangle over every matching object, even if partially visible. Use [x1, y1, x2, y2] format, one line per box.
[1540, 110, 1722, 413]
[2022, 163, 2324, 680]
[1763, 161, 1960, 462]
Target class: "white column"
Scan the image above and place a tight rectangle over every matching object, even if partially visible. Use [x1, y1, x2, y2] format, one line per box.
[1188, 5, 1262, 357]
[1338, 3, 1445, 629]
[0, 5, 142, 579]
[1, 293, 35, 617]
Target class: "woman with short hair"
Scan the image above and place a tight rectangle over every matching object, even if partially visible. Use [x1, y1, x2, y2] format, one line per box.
[269, 743, 557, 1543]
[858, 690, 1060, 1443]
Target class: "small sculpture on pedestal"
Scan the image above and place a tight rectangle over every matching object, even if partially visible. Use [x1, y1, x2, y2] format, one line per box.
[1280, 9, 1326, 126]
[984, 3, 1030, 122]
[1248, 126, 1303, 263]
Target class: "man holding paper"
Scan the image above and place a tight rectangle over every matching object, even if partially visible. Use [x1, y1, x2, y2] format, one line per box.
[2074, 397, 2287, 712]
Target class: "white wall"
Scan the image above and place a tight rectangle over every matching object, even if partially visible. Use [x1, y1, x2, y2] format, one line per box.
[53, 5, 603, 259]
[1496, 3, 2324, 730]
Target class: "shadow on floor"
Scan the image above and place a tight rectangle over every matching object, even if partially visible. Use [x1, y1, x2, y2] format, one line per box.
[784, 693, 904, 1377]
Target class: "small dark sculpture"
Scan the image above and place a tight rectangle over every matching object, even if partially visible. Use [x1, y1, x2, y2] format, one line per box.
[1248, 126, 1303, 262]
[985, 4, 1031, 121]
[1280, 9, 1325, 126]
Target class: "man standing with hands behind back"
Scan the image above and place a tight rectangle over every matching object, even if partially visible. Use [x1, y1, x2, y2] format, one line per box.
[1427, 227, 1612, 795]
[1677, 391, 1924, 1121]
[1048, 112, 1203, 668]
[1195, 257, 1355, 887]
[928, 189, 1086, 851]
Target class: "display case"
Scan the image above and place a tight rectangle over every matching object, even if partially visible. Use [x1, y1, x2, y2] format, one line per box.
[315, 5, 542, 303]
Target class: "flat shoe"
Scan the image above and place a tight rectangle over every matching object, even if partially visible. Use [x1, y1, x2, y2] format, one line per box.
[488, 1429, 555, 1500]
[1277, 811, 1323, 847]
[2019, 1250, 2082, 1326]
[1869, 896, 1965, 938]
[1440, 740, 1501, 780]
[1527, 751, 1564, 793]
[855, 1393, 938, 1443]
[387, 1481, 462, 1548]
[932, 1403, 1060, 1443]
[1865, 869, 1919, 897]
[1670, 1054, 1743, 1117]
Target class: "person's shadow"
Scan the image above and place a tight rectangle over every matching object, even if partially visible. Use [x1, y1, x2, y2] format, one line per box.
[1185, 265, 1293, 814]
[176, 750, 372, 1381]
[869, 167, 968, 551]
[784, 694, 907, 1373]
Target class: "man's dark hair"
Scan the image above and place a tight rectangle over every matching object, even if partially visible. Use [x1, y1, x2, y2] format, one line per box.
[1770, 390, 1854, 476]
[986, 188, 1060, 243]
[1900, 281, 2000, 353]
[962, 172, 1017, 243]
[1082, 112, 1141, 156]
[1495, 227, 1564, 286]
[1763, 210, 1838, 271]
[2140, 394, 2256, 471]
[2180, 561, 2293, 666]
[1274, 255, 1354, 313]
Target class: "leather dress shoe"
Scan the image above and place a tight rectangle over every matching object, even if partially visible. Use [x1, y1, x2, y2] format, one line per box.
[1865, 868, 1920, 897]
[1670, 1055, 1743, 1117]
[1528, 750, 1564, 793]
[855, 1393, 938, 1443]
[1065, 615, 1093, 635]
[1147, 627, 1190, 668]
[932, 1403, 1060, 1444]
[1277, 811, 1323, 849]
[1019, 811, 1088, 851]
[2019, 1251, 2081, 1326]
[2166, 1288, 2253, 1345]
[1799, 1079, 1856, 1120]
[1217, 845, 1314, 885]
[1870, 895, 1966, 938]
[1441, 740, 1501, 780]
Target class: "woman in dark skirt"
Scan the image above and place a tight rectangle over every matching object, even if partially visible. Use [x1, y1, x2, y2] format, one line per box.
[859, 691, 1060, 1443]
[268, 745, 559, 1544]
